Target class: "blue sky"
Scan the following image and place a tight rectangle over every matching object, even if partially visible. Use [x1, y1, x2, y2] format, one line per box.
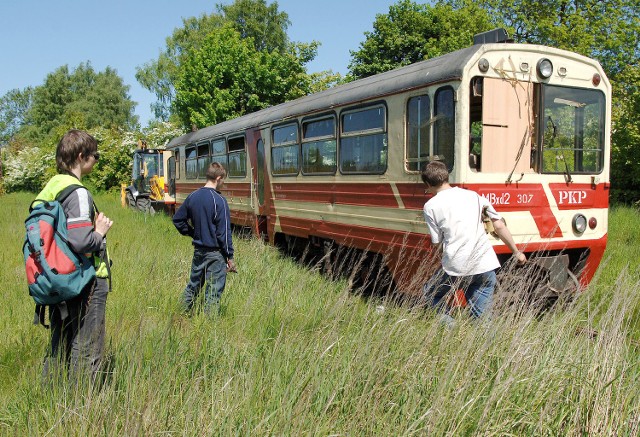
[0, 0, 397, 126]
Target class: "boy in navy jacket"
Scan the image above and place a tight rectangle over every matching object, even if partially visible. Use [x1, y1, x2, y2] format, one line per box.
[173, 162, 236, 315]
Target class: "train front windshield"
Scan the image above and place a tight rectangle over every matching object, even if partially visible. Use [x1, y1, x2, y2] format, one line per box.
[539, 85, 605, 175]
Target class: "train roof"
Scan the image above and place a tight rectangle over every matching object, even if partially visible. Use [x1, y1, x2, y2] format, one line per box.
[166, 43, 482, 148]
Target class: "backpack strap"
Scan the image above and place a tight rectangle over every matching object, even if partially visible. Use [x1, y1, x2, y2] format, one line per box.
[33, 305, 49, 329]
[33, 302, 71, 329]
[55, 184, 85, 204]
[100, 247, 113, 292]
[29, 198, 50, 213]
[28, 183, 84, 213]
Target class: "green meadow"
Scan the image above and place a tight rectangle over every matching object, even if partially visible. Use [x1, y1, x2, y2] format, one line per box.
[1, 192, 638, 435]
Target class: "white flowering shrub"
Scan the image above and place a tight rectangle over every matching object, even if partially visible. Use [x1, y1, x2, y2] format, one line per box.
[142, 121, 185, 150]
[3, 146, 55, 192]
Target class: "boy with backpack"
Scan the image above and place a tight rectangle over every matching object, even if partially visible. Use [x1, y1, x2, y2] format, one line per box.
[29, 129, 113, 382]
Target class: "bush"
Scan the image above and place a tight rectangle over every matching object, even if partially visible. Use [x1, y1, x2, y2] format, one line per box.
[3, 145, 55, 192]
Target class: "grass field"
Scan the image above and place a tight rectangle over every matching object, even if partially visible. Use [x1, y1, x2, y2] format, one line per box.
[1, 192, 638, 435]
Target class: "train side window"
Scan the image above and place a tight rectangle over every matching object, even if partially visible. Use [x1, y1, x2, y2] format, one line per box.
[272, 123, 299, 176]
[185, 145, 197, 179]
[211, 138, 228, 168]
[197, 141, 210, 179]
[340, 105, 387, 174]
[228, 135, 247, 177]
[406, 95, 431, 172]
[301, 116, 336, 175]
[434, 87, 455, 171]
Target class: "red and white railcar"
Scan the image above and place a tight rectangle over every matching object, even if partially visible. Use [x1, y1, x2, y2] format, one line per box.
[167, 30, 610, 294]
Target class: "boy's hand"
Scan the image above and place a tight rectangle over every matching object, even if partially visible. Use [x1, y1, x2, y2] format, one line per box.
[227, 259, 237, 273]
[95, 212, 113, 236]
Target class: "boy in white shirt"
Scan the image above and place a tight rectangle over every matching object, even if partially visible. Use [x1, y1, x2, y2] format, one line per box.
[422, 161, 526, 318]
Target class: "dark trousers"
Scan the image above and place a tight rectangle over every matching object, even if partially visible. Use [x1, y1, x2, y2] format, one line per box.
[183, 248, 227, 315]
[43, 277, 108, 383]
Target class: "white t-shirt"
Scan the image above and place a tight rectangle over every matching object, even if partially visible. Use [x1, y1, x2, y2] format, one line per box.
[423, 187, 501, 276]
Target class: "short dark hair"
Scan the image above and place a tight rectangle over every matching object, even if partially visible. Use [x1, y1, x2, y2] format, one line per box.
[421, 160, 449, 187]
[206, 162, 227, 181]
[56, 130, 98, 173]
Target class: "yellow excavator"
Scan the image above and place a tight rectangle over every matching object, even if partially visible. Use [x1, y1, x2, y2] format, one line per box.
[121, 140, 176, 214]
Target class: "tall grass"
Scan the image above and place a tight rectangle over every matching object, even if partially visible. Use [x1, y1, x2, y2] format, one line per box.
[0, 192, 638, 435]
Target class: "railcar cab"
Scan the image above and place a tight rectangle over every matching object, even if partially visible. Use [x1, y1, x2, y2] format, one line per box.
[460, 31, 610, 291]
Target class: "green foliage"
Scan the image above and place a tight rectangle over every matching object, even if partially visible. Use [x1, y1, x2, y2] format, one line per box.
[610, 65, 640, 204]
[2, 121, 184, 193]
[217, 0, 291, 53]
[174, 26, 316, 128]
[462, 0, 640, 77]
[0, 87, 32, 145]
[136, 0, 316, 121]
[348, 0, 494, 79]
[449, 0, 640, 203]
[0, 61, 139, 192]
[85, 128, 138, 192]
[90, 122, 188, 192]
[85, 122, 186, 192]
[0, 194, 639, 434]
[21, 63, 137, 142]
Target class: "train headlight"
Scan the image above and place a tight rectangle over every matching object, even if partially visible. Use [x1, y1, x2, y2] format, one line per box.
[572, 214, 587, 234]
[478, 58, 490, 73]
[589, 217, 597, 230]
[537, 58, 553, 79]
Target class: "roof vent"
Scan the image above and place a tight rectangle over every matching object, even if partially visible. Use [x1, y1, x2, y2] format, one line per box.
[473, 28, 511, 45]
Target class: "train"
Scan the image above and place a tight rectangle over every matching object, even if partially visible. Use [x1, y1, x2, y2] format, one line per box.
[165, 29, 610, 296]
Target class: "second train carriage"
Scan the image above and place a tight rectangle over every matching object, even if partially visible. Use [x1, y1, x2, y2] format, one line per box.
[166, 30, 610, 295]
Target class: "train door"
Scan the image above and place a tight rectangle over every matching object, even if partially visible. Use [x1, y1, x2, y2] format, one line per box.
[166, 153, 176, 198]
[250, 130, 270, 239]
[164, 151, 177, 214]
[469, 77, 533, 173]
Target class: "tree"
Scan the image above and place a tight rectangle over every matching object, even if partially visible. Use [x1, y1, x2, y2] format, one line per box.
[610, 65, 640, 204]
[447, 0, 640, 203]
[217, 0, 290, 53]
[0, 88, 33, 145]
[136, 0, 298, 120]
[174, 26, 316, 128]
[348, 0, 493, 79]
[0, 62, 137, 192]
[21, 63, 137, 141]
[11, 63, 137, 144]
[457, 0, 640, 77]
